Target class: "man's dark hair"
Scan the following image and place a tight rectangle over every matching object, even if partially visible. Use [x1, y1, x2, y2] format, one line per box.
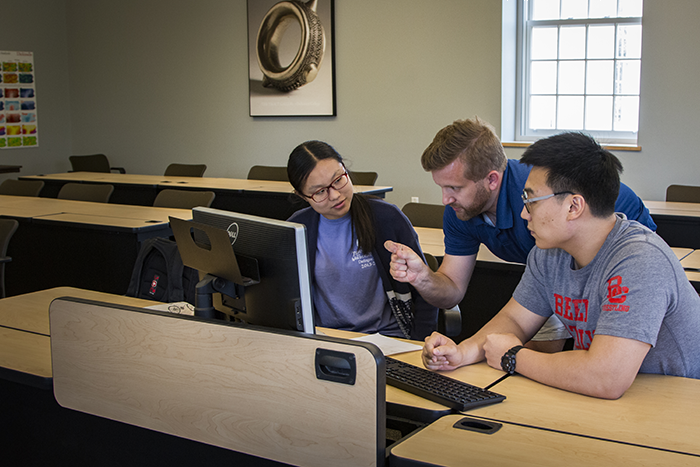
[520, 132, 622, 218]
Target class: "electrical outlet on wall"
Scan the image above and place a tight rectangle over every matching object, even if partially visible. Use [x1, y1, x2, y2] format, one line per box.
[411, 197, 419, 203]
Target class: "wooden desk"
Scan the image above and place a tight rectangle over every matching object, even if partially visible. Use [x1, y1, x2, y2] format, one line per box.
[389, 414, 700, 466]
[681, 249, 700, 270]
[646, 199, 700, 249]
[0, 196, 191, 295]
[463, 370, 700, 457]
[22, 172, 393, 220]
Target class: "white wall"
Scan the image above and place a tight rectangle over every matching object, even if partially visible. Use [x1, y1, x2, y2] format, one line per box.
[2, 0, 698, 207]
[0, 0, 72, 181]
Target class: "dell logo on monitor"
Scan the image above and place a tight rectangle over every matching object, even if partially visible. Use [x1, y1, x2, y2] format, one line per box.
[226, 222, 239, 245]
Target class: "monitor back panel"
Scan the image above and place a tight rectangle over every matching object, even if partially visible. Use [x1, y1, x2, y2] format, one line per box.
[50, 298, 385, 467]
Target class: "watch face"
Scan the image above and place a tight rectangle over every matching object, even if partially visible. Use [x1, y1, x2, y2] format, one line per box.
[501, 354, 516, 374]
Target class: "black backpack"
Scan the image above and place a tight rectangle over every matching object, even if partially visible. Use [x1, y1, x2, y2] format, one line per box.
[126, 237, 199, 304]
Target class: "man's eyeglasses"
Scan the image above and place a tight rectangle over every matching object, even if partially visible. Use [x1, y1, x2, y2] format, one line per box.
[521, 190, 573, 213]
[305, 171, 350, 203]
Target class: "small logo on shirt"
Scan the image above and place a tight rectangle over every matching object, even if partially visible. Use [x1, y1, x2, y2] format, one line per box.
[603, 275, 630, 312]
[351, 248, 375, 269]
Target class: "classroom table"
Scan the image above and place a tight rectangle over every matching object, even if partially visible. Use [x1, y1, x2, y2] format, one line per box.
[0, 196, 191, 296]
[21, 172, 393, 220]
[646, 199, 700, 249]
[2, 288, 700, 466]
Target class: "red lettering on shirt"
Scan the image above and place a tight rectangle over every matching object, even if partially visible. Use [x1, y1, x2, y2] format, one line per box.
[553, 294, 589, 322]
[606, 275, 629, 304]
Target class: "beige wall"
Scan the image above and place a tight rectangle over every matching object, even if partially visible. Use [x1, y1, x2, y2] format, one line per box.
[3, 0, 699, 208]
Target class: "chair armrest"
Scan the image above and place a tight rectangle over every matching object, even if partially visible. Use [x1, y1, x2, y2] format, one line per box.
[438, 307, 462, 337]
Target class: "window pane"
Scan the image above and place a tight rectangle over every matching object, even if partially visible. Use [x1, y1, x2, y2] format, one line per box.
[618, 0, 643, 17]
[530, 96, 556, 129]
[617, 24, 642, 59]
[557, 96, 584, 129]
[585, 96, 613, 130]
[532, 0, 560, 20]
[559, 61, 585, 94]
[614, 96, 640, 131]
[589, 0, 617, 18]
[531, 27, 559, 60]
[559, 26, 586, 59]
[587, 25, 615, 59]
[615, 60, 641, 94]
[561, 0, 587, 19]
[531, 61, 558, 94]
[586, 60, 614, 94]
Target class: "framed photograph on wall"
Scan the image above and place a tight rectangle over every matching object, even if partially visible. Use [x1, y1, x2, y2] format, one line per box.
[247, 0, 336, 117]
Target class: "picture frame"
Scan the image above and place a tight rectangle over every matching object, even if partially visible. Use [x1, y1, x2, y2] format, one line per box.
[247, 0, 336, 117]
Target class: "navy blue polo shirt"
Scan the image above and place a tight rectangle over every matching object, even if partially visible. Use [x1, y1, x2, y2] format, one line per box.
[442, 159, 656, 264]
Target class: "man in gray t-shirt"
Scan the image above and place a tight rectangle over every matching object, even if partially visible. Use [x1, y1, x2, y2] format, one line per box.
[420, 132, 700, 399]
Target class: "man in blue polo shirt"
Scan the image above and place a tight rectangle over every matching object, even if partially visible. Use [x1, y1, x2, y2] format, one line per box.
[386, 117, 656, 349]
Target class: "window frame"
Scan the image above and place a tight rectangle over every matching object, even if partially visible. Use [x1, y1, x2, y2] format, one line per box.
[512, 0, 643, 145]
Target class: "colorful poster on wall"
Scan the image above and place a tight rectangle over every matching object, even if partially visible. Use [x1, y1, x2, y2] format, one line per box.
[0, 51, 38, 149]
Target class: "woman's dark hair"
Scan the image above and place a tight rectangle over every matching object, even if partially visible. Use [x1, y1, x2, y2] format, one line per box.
[287, 141, 376, 254]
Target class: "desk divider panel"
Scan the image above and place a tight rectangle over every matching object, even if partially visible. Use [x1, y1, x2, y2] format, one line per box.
[50, 298, 385, 467]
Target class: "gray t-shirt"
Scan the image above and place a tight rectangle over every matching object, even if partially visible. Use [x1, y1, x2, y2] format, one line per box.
[514, 215, 700, 379]
[313, 214, 400, 336]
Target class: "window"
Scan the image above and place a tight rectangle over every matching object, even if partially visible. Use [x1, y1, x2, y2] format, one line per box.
[510, 0, 643, 145]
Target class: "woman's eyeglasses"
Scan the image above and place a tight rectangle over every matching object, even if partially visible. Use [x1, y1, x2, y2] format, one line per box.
[306, 171, 350, 203]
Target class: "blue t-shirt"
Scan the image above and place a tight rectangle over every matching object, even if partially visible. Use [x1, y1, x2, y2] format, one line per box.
[443, 159, 657, 263]
[312, 214, 401, 336]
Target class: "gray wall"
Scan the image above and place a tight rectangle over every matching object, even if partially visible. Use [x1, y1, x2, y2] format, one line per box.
[2, 0, 699, 208]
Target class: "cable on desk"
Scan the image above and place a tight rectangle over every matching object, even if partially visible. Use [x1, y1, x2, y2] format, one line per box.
[484, 373, 512, 390]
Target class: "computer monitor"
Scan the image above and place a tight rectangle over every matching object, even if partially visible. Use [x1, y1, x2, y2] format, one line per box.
[171, 207, 315, 334]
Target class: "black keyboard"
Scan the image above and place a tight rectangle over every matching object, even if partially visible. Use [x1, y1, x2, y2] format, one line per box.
[385, 357, 506, 411]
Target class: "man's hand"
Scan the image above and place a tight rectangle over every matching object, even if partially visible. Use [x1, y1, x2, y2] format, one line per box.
[385, 240, 429, 284]
[483, 333, 524, 370]
[422, 332, 464, 371]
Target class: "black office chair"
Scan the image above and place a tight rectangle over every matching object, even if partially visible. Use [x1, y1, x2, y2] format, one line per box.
[0, 219, 19, 298]
[666, 185, 700, 203]
[69, 154, 125, 174]
[423, 252, 462, 337]
[402, 202, 445, 229]
[348, 170, 378, 186]
[247, 165, 289, 182]
[164, 163, 207, 177]
[0, 179, 44, 197]
[153, 189, 216, 209]
[57, 183, 114, 203]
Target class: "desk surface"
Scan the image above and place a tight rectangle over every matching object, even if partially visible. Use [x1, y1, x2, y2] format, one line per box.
[0, 287, 158, 336]
[645, 199, 700, 218]
[23, 172, 392, 196]
[681, 249, 700, 270]
[3, 289, 700, 461]
[466, 370, 700, 457]
[389, 413, 700, 467]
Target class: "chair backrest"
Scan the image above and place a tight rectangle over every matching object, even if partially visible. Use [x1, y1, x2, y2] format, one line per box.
[164, 163, 207, 177]
[153, 189, 215, 209]
[247, 165, 289, 182]
[0, 179, 44, 196]
[0, 219, 19, 298]
[402, 202, 445, 229]
[57, 183, 114, 203]
[349, 170, 378, 186]
[69, 154, 111, 173]
[666, 184, 700, 203]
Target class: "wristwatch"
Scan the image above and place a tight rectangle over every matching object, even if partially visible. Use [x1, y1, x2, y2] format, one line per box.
[501, 345, 525, 375]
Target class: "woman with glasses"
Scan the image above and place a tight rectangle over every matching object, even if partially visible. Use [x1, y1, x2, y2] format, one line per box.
[286, 140, 437, 340]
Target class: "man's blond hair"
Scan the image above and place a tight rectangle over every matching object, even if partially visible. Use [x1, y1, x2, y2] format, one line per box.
[421, 117, 507, 181]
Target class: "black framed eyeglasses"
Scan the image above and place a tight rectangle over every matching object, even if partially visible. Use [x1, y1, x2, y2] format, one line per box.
[521, 190, 573, 213]
[305, 171, 350, 203]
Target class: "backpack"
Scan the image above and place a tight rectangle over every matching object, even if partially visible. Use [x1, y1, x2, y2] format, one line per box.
[126, 237, 200, 304]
